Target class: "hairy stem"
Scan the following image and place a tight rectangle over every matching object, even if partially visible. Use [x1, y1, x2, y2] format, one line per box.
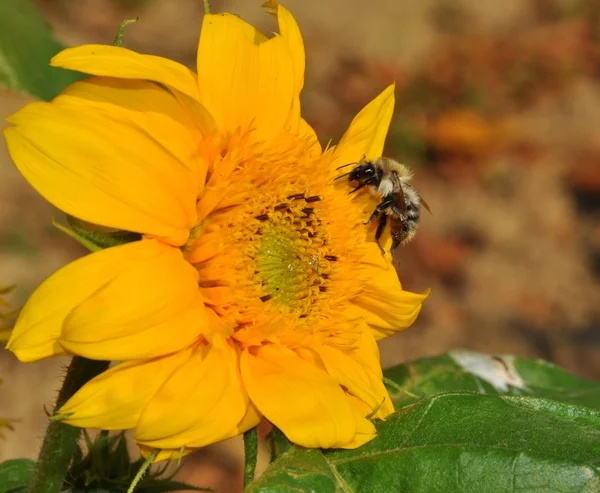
[26, 357, 109, 493]
[243, 427, 259, 489]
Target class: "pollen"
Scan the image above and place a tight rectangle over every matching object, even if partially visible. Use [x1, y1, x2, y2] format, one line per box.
[254, 198, 331, 314]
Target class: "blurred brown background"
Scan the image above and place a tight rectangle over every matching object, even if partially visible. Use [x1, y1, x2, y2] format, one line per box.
[1, 0, 599, 491]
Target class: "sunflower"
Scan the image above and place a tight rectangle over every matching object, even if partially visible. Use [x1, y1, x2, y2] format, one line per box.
[3, 1, 429, 460]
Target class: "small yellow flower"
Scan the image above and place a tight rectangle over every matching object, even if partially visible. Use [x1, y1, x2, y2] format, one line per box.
[3, 2, 428, 460]
[0, 286, 14, 343]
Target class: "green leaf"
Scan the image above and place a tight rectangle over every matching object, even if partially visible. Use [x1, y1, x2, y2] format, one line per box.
[265, 427, 292, 462]
[249, 393, 600, 493]
[63, 490, 112, 493]
[0, 459, 35, 493]
[384, 349, 600, 409]
[65, 483, 211, 493]
[135, 480, 212, 492]
[247, 449, 338, 493]
[0, 0, 84, 101]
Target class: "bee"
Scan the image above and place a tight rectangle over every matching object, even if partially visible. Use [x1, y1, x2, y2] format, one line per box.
[336, 157, 430, 253]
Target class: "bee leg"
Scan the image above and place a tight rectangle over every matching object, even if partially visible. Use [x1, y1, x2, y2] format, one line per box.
[374, 214, 388, 255]
[365, 197, 394, 225]
[349, 177, 378, 194]
[391, 225, 409, 250]
[364, 209, 379, 225]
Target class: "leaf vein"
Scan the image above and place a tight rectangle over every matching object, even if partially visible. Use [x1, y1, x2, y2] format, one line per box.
[329, 443, 600, 468]
[322, 456, 354, 493]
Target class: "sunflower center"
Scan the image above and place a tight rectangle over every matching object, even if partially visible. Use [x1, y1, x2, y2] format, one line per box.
[186, 132, 368, 341]
[252, 196, 333, 315]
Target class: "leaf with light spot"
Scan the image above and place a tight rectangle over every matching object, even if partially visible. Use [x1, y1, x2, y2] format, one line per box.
[249, 353, 600, 492]
[383, 349, 600, 409]
[249, 393, 600, 493]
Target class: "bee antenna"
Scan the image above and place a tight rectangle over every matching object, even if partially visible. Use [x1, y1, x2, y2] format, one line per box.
[334, 171, 352, 181]
[335, 162, 359, 171]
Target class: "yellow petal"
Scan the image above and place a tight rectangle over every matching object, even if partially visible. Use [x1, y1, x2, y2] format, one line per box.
[51, 45, 200, 101]
[330, 84, 396, 171]
[59, 349, 192, 429]
[341, 395, 379, 449]
[55, 77, 216, 179]
[347, 258, 430, 340]
[298, 117, 322, 154]
[315, 333, 394, 419]
[7, 240, 204, 362]
[135, 340, 253, 449]
[352, 330, 395, 417]
[240, 344, 375, 449]
[353, 328, 384, 381]
[4, 79, 201, 245]
[264, 1, 310, 139]
[138, 446, 191, 463]
[196, 12, 297, 140]
[263, 1, 305, 95]
[139, 401, 261, 463]
[60, 243, 207, 361]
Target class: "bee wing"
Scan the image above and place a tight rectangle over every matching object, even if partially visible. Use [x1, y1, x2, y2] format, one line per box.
[391, 172, 408, 216]
[419, 194, 432, 214]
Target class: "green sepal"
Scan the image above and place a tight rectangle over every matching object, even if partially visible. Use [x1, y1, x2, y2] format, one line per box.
[114, 18, 138, 47]
[53, 216, 142, 252]
[48, 412, 73, 422]
[65, 431, 212, 492]
[52, 218, 101, 252]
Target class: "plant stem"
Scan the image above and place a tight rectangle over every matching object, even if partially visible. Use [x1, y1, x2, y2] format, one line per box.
[26, 356, 110, 493]
[243, 427, 259, 489]
[127, 449, 158, 493]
